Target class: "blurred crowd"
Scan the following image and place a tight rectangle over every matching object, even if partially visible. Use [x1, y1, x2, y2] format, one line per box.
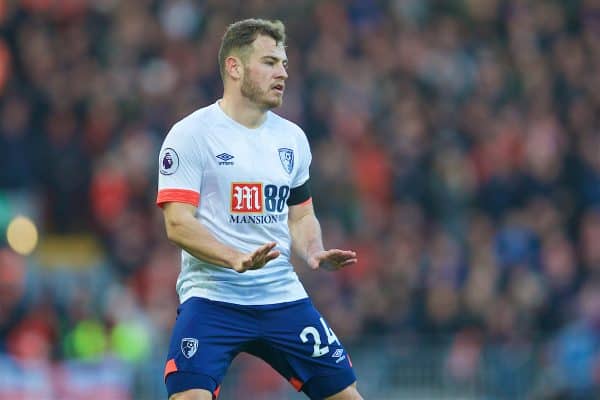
[2, 0, 600, 398]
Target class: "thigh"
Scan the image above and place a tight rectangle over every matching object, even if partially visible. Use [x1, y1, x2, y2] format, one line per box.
[169, 388, 213, 400]
[164, 297, 258, 398]
[256, 299, 357, 399]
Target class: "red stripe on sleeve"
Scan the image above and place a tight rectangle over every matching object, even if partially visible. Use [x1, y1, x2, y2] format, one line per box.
[156, 189, 200, 207]
[297, 197, 312, 206]
[163, 358, 178, 380]
[213, 385, 221, 399]
[289, 377, 303, 391]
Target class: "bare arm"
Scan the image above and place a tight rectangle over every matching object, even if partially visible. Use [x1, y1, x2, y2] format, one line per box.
[288, 201, 357, 270]
[162, 202, 280, 273]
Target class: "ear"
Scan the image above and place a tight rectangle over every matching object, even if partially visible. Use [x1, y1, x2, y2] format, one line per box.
[225, 56, 242, 81]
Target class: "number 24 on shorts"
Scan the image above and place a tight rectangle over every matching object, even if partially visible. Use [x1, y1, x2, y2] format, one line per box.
[300, 317, 341, 357]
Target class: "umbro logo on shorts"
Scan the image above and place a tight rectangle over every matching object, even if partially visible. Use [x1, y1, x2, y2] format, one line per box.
[332, 349, 344, 358]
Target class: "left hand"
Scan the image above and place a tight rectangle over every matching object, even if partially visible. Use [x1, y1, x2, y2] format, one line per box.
[307, 249, 358, 271]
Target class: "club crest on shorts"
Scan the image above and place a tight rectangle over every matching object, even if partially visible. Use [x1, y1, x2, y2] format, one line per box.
[278, 148, 294, 174]
[160, 148, 179, 175]
[181, 338, 198, 358]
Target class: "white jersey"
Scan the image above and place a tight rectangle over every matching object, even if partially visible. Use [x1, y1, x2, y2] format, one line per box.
[157, 101, 311, 305]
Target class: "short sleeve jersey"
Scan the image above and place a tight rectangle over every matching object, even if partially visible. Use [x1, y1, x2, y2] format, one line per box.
[157, 101, 311, 305]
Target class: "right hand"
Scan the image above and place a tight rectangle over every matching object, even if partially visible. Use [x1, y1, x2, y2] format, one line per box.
[231, 242, 280, 273]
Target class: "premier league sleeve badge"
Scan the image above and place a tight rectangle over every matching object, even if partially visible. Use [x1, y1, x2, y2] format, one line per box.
[160, 148, 180, 175]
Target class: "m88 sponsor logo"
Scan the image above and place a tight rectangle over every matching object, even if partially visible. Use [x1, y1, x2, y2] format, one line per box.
[230, 183, 290, 213]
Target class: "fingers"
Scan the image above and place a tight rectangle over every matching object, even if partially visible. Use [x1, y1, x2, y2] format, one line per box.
[338, 258, 358, 267]
[252, 242, 279, 265]
[323, 249, 357, 263]
[263, 249, 281, 263]
[320, 249, 356, 260]
[246, 250, 280, 271]
[256, 242, 277, 255]
[319, 258, 358, 271]
[237, 246, 357, 273]
[315, 249, 358, 271]
[237, 242, 280, 273]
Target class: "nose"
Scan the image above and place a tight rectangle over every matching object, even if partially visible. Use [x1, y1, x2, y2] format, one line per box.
[277, 63, 288, 80]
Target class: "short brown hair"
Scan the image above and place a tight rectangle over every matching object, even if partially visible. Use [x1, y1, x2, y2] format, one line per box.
[218, 19, 286, 80]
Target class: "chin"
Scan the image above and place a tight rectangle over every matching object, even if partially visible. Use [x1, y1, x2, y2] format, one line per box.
[264, 98, 282, 109]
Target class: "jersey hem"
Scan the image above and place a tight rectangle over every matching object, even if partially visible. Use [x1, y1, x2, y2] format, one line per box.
[179, 290, 309, 306]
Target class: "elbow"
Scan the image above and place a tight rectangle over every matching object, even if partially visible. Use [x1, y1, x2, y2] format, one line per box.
[164, 217, 185, 244]
[165, 226, 178, 243]
[161, 203, 197, 246]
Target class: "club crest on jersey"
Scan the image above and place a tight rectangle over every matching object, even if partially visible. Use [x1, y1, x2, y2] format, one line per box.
[181, 338, 198, 358]
[278, 148, 294, 174]
[159, 148, 179, 175]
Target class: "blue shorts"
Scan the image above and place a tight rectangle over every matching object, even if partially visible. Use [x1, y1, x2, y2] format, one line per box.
[164, 297, 356, 399]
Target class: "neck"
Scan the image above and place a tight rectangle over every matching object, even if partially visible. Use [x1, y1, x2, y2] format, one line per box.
[219, 92, 267, 129]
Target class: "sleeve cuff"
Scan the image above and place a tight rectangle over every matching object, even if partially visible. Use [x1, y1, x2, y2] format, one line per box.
[156, 189, 200, 208]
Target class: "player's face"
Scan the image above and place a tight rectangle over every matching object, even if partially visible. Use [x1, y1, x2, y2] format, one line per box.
[241, 35, 288, 109]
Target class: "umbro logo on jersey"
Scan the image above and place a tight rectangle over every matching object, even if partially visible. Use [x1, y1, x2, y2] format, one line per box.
[216, 153, 234, 165]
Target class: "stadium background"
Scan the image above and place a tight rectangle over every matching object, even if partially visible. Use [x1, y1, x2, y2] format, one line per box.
[1, 0, 600, 398]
